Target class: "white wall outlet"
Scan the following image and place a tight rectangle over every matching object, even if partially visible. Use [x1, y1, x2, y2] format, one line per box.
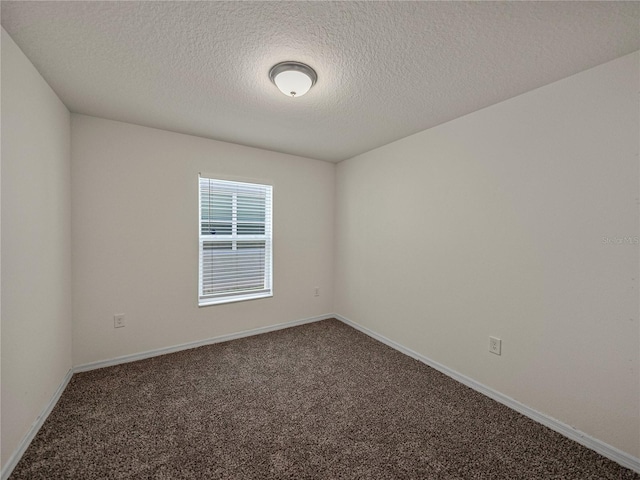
[114, 314, 125, 328]
[489, 336, 501, 355]
[314, 287, 320, 297]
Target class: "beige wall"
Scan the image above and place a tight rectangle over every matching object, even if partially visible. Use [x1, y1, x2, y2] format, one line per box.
[71, 115, 335, 366]
[335, 52, 640, 457]
[1, 28, 72, 467]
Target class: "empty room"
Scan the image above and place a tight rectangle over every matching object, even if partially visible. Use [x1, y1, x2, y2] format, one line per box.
[1, 1, 639, 479]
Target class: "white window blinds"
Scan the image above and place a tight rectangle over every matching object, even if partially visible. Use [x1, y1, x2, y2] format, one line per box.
[199, 176, 273, 305]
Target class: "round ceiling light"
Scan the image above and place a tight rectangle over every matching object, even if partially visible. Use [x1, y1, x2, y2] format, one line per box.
[269, 61, 317, 98]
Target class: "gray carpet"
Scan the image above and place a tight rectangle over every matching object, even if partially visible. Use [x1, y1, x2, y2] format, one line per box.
[9, 319, 639, 479]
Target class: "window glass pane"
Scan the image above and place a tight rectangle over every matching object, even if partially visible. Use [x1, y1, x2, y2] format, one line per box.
[235, 241, 266, 290]
[199, 177, 272, 304]
[201, 192, 233, 235]
[202, 241, 265, 294]
[237, 195, 265, 222]
[237, 224, 265, 235]
[237, 194, 265, 235]
[237, 241, 265, 250]
[201, 222, 232, 235]
[201, 241, 234, 295]
[203, 241, 233, 251]
[201, 193, 232, 222]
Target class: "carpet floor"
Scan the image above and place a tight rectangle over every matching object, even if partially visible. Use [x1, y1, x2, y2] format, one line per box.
[9, 319, 639, 479]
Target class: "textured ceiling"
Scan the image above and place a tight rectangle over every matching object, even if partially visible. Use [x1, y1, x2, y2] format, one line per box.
[2, 1, 639, 162]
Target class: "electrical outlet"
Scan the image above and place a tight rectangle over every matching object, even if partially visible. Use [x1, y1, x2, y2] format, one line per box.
[489, 336, 501, 355]
[314, 287, 320, 297]
[114, 314, 125, 328]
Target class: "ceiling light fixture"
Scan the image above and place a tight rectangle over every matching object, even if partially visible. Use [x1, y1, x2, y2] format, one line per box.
[269, 61, 317, 98]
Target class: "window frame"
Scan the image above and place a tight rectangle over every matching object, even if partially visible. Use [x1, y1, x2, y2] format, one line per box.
[198, 175, 273, 307]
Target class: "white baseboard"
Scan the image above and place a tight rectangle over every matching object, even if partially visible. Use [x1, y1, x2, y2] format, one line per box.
[1, 368, 74, 480]
[74, 313, 333, 372]
[334, 313, 640, 474]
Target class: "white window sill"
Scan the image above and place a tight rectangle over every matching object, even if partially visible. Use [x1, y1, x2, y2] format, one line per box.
[199, 291, 273, 307]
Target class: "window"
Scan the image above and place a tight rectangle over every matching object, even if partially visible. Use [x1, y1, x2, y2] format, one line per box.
[198, 176, 273, 306]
